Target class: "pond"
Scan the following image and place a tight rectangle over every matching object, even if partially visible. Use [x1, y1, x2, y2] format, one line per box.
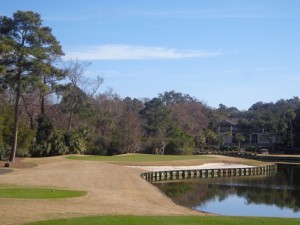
[155, 164, 300, 218]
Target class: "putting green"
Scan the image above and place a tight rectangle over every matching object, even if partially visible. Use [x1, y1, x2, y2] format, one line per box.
[0, 187, 86, 199]
[67, 154, 214, 162]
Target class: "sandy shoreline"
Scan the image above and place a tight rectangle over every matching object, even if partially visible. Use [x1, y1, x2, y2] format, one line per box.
[129, 163, 254, 171]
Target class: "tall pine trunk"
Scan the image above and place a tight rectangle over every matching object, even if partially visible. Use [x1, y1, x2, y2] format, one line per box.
[10, 81, 21, 162]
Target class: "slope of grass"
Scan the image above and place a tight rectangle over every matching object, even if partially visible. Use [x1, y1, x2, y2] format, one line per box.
[0, 187, 86, 199]
[66, 154, 213, 162]
[25, 215, 300, 225]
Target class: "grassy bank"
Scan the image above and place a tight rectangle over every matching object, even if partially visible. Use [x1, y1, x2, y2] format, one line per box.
[66, 154, 214, 163]
[66, 153, 268, 166]
[25, 215, 300, 225]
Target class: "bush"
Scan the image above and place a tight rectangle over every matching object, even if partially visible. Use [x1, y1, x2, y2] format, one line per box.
[87, 138, 108, 155]
[285, 149, 300, 154]
[245, 146, 256, 152]
[50, 130, 68, 156]
[220, 146, 230, 151]
[164, 141, 182, 155]
[31, 129, 68, 157]
[30, 140, 51, 157]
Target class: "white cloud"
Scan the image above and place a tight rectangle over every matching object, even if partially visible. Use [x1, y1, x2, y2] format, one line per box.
[65, 44, 222, 61]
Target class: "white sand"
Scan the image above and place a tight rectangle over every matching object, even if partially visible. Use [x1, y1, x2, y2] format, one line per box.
[129, 163, 254, 172]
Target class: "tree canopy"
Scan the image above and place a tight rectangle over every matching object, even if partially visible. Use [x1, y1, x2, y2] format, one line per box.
[0, 11, 65, 162]
[0, 11, 300, 160]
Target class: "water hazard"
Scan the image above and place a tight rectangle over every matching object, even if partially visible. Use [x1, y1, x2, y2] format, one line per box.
[155, 164, 300, 218]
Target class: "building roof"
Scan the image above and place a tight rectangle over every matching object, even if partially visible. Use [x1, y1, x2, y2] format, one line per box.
[218, 118, 240, 126]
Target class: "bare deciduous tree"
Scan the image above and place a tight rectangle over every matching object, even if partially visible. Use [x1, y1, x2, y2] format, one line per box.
[62, 59, 103, 132]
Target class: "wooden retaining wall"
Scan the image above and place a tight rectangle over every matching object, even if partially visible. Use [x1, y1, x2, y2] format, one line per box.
[141, 164, 276, 183]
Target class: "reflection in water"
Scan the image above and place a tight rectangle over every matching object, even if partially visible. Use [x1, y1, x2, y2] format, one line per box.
[155, 164, 300, 218]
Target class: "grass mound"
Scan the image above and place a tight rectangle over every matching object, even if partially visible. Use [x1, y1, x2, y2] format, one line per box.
[0, 187, 86, 199]
[67, 154, 213, 162]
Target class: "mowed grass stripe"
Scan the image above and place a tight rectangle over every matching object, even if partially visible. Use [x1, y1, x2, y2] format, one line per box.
[0, 187, 86, 199]
[25, 215, 300, 225]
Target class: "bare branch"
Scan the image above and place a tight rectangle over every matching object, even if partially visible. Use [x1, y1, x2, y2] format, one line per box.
[88, 75, 104, 97]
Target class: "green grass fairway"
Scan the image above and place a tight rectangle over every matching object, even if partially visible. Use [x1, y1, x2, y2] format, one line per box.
[25, 215, 300, 225]
[66, 154, 213, 162]
[0, 187, 86, 199]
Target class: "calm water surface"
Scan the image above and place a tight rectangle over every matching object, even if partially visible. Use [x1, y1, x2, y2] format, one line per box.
[155, 164, 300, 218]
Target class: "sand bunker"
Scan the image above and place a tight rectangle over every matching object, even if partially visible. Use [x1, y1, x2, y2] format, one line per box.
[129, 163, 254, 172]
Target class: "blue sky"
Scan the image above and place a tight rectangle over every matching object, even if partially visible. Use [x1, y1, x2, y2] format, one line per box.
[1, 0, 300, 110]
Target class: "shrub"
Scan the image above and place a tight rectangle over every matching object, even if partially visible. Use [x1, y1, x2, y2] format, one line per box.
[50, 130, 68, 156]
[64, 132, 86, 154]
[245, 146, 256, 152]
[87, 138, 108, 155]
[164, 141, 182, 155]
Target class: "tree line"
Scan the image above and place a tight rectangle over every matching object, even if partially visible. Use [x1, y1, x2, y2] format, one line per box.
[1, 11, 300, 162]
